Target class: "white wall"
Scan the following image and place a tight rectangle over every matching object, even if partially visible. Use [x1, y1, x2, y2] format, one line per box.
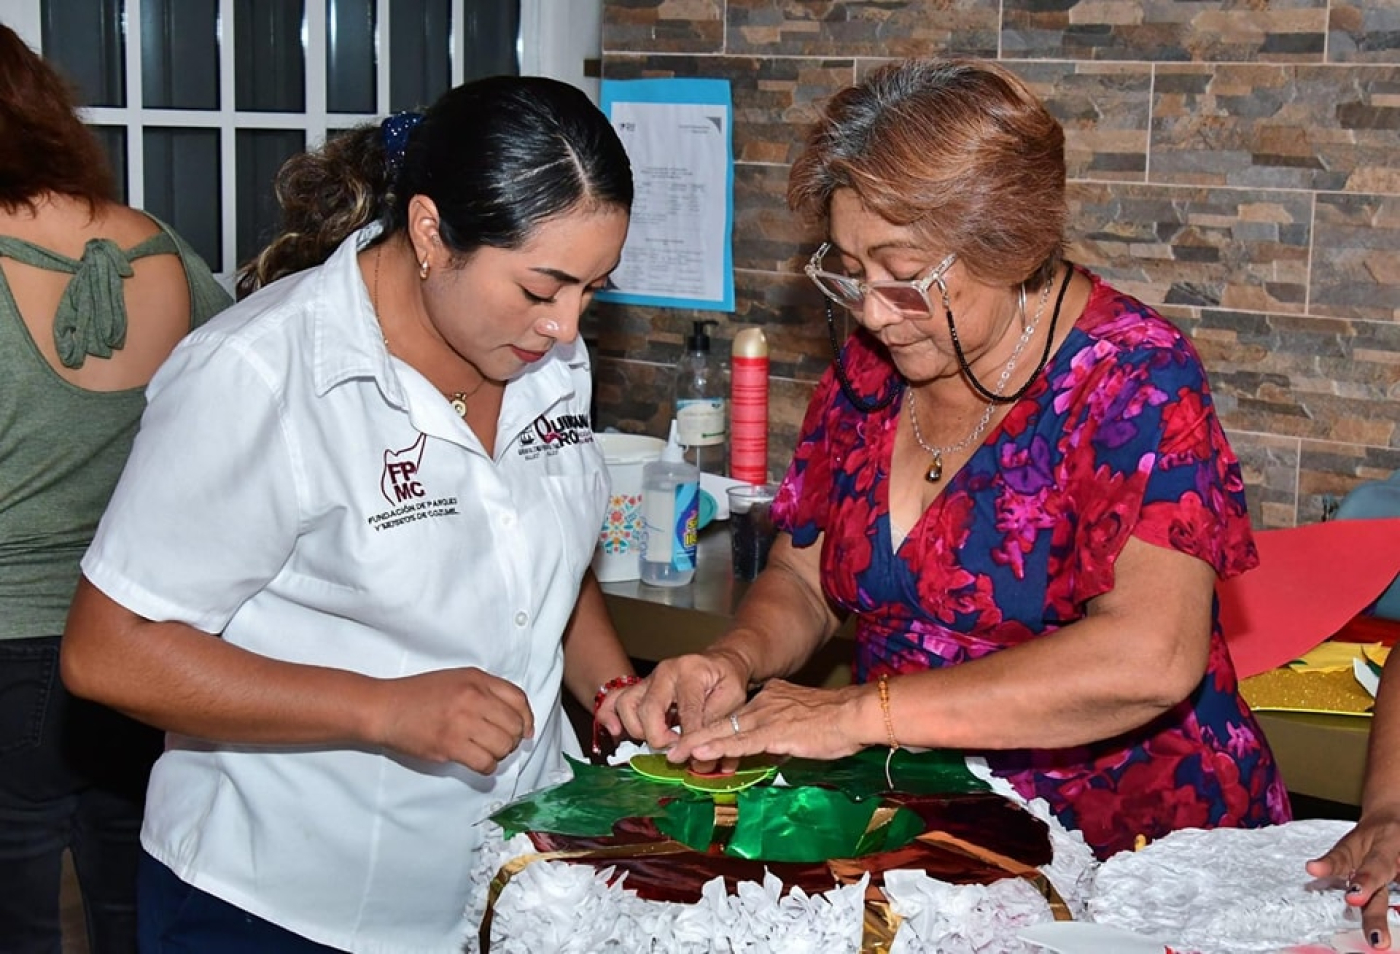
[519, 0, 602, 102]
[1, 0, 43, 49]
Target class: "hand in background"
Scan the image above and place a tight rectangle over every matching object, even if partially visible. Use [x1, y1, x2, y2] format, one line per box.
[1306, 803, 1400, 949]
[373, 667, 534, 775]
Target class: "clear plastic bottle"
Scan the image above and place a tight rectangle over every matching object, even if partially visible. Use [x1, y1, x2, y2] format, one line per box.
[674, 319, 729, 474]
[640, 420, 700, 587]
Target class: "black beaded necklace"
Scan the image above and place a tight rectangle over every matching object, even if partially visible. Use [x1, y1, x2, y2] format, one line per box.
[946, 265, 1073, 405]
[824, 300, 903, 413]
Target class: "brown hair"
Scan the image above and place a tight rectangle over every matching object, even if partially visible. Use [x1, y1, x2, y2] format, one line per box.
[788, 58, 1065, 289]
[0, 25, 116, 213]
[234, 126, 388, 299]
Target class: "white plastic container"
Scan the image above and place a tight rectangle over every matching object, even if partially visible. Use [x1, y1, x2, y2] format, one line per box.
[640, 421, 700, 587]
[591, 432, 665, 583]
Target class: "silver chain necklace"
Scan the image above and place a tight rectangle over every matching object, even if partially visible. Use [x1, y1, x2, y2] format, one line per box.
[908, 277, 1054, 483]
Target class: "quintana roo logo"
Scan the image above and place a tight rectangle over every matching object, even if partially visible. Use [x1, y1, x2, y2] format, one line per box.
[381, 431, 429, 504]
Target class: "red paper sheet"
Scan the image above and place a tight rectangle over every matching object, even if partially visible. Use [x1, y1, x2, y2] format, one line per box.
[1329, 613, 1400, 646]
[1216, 518, 1400, 679]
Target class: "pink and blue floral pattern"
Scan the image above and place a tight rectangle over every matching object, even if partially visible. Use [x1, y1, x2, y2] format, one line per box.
[773, 270, 1290, 859]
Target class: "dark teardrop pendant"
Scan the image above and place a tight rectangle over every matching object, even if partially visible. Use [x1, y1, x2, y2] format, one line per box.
[924, 453, 943, 483]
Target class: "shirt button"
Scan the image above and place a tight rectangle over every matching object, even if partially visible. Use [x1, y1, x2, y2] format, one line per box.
[514, 611, 528, 627]
[500, 513, 515, 528]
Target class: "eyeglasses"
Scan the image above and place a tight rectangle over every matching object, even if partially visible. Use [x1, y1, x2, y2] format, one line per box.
[804, 242, 957, 317]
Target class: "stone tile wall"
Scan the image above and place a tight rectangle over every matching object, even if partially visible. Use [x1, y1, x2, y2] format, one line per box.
[590, 0, 1400, 528]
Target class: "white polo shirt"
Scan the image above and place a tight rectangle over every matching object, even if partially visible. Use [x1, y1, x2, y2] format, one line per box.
[81, 226, 607, 954]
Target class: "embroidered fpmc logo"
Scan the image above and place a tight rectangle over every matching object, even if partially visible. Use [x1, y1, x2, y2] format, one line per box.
[381, 432, 428, 504]
[368, 432, 460, 532]
[516, 411, 593, 461]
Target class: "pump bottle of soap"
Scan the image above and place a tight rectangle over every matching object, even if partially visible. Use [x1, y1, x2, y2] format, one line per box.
[640, 420, 700, 587]
[674, 319, 728, 474]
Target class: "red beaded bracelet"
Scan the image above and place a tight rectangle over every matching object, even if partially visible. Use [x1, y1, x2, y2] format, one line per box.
[593, 674, 641, 714]
[591, 674, 641, 755]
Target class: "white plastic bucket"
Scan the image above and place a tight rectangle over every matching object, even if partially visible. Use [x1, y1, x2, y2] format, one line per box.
[592, 432, 665, 583]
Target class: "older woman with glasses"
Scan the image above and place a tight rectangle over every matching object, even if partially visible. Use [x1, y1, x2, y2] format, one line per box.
[600, 57, 1290, 860]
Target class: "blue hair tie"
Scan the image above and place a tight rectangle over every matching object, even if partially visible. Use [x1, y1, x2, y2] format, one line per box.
[380, 110, 424, 177]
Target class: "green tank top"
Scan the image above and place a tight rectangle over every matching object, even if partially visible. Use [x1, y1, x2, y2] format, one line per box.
[0, 218, 231, 640]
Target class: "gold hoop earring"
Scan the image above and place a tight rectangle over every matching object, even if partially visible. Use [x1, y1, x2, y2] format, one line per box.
[418, 258, 430, 280]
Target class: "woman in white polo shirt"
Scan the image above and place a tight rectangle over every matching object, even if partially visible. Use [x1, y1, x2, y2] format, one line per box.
[60, 75, 637, 954]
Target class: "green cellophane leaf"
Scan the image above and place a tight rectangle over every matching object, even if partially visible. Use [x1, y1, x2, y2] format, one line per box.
[491, 756, 692, 839]
[852, 802, 927, 857]
[651, 794, 726, 851]
[777, 748, 987, 801]
[713, 786, 924, 862]
[490, 750, 983, 857]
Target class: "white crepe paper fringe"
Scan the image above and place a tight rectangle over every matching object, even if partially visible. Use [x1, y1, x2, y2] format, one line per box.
[963, 757, 1099, 920]
[877, 756, 1095, 954]
[461, 828, 550, 953]
[884, 870, 1055, 954]
[1087, 818, 1398, 954]
[607, 741, 653, 766]
[485, 854, 869, 953]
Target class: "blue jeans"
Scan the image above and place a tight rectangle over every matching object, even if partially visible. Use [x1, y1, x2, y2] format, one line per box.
[0, 635, 163, 954]
[138, 853, 345, 953]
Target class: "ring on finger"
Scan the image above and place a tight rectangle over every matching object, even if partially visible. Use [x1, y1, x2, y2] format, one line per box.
[729, 714, 741, 736]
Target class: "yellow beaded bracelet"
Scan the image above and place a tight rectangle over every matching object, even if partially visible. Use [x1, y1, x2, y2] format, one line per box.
[877, 673, 900, 750]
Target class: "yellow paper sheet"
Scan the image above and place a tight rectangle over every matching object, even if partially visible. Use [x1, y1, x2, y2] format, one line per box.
[1240, 667, 1375, 717]
[1287, 641, 1388, 673]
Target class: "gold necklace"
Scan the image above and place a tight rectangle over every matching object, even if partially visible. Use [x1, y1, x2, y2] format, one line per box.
[372, 245, 484, 420]
[908, 278, 1053, 483]
[446, 381, 488, 418]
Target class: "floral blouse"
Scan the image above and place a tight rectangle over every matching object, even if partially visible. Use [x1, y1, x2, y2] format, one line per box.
[772, 269, 1291, 858]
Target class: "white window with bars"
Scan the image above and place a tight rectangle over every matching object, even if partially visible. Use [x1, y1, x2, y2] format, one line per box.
[5, 0, 600, 279]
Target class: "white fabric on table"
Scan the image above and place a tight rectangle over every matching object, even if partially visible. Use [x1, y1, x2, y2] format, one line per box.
[1088, 818, 1393, 954]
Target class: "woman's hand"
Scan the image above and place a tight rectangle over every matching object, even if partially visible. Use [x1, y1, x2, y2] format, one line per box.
[1306, 803, 1400, 949]
[64, 578, 536, 776]
[663, 678, 875, 766]
[369, 667, 534, 775]
[602, 647, 752, 752]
